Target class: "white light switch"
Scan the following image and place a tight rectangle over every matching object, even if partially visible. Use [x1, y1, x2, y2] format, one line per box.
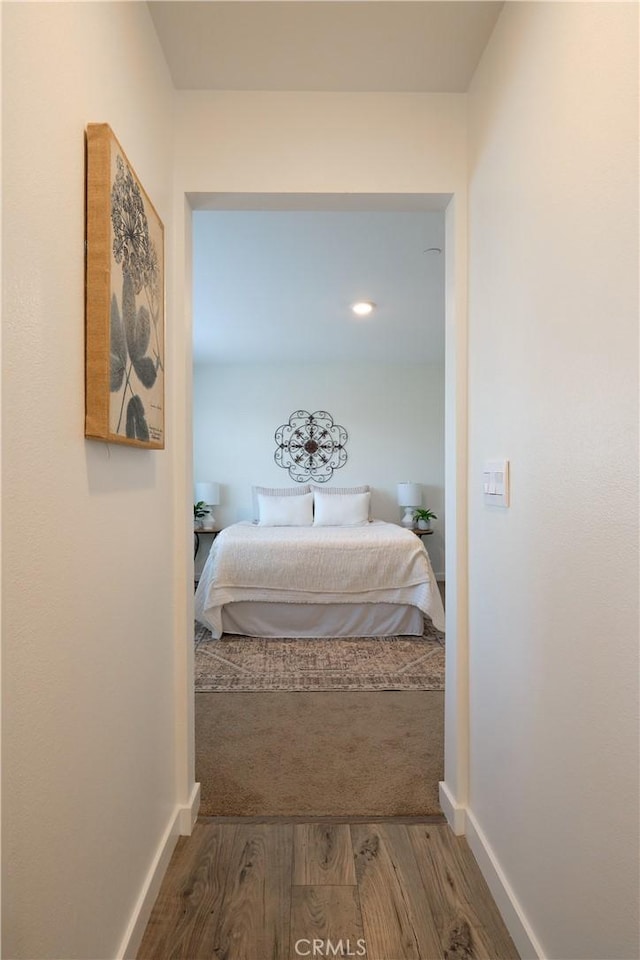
[484, 459, 510, 507]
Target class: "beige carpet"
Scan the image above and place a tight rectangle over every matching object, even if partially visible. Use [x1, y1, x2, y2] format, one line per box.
[196, 690, 444, 817]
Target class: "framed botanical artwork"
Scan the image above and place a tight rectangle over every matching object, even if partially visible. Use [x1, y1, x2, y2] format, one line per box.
[85, 123, 165, 448]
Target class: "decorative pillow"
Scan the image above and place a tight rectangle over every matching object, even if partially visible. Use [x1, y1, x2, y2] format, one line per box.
[252, 484, 311, 521]
[313, 491, 371, 526]
[311, 484, 369, 494]
[311, 484, 371, 518]
[258, 491, 314, 526]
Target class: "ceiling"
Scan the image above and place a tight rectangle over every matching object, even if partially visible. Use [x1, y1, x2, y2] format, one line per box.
[149, 1, 503, 93]
[193, 209, 445, 364]
[152, 2, 503, 366]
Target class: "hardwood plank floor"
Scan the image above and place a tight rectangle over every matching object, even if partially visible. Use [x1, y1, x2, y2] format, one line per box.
[217, 823, 293, 960]
[407, 825, 518, 960]
[352, 823, 441, 959]
[293, 824, 357, 885]
[137, 820, 519, 960]
[137, 822, 237, 960]
[291, 887, 367, 957]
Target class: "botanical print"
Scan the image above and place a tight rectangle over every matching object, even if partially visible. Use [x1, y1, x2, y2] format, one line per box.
[274, 410, 348, 482]
[109, 150, 164, 444]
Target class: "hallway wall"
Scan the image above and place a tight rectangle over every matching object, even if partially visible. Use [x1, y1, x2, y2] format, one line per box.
[2, 5, 180, 958]
[467, 4, 639, 958]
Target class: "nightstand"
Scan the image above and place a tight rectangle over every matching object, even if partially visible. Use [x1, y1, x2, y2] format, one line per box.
[194, 527, 220, 563]
[407, 525, 434, 536]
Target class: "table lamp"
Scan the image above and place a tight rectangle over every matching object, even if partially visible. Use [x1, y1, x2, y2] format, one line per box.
[397, 481, 421, 527]
[195, 481, 220, 530]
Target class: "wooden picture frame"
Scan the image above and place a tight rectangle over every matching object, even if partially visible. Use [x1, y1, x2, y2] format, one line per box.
[85, 124, 165, 448]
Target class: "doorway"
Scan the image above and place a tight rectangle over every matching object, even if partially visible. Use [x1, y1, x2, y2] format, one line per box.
[177, 192, 468, 827]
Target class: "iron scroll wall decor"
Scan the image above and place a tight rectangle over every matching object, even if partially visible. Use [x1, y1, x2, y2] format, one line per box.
[274, 410, 348, 483]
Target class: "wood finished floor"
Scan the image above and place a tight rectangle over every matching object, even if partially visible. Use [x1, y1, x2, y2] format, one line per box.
[138, 819, 519, 960]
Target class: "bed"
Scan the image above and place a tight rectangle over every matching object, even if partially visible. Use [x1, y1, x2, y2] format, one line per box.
[194, 519, 445, 639]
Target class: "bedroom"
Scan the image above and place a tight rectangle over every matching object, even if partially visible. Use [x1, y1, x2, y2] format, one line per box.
[191, 205, 447, 816]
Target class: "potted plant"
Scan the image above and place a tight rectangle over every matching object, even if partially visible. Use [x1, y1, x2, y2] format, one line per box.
[413, 507, 437, 531]
[194, 500, 209, 529]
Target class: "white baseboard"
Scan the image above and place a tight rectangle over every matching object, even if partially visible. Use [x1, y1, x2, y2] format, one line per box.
[117, 782, 201, 959]
[178, 781, 201, 835]
[438, 780, 466, 835]
[465, 808, 545, 960]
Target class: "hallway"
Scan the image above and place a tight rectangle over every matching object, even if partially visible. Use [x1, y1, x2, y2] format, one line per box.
[138, 819, 518, 959]
[3, 4, 638, 958]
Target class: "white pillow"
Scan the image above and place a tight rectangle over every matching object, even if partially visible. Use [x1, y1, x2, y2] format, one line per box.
[252, 484, 311, 521]
[311, 484, 370, 494]
[258, 491, 313, 526]
[313, 491, 370, 526]
[311, 484, 372, 518]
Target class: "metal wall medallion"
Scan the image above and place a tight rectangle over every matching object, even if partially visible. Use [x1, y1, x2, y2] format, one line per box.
[274, 410, 348, 483]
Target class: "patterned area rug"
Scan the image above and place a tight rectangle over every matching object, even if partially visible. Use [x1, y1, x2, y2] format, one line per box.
[194, 621, 445, 692]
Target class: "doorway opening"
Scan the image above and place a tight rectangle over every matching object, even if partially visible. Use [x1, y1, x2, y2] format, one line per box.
[184, 192, 466, 822]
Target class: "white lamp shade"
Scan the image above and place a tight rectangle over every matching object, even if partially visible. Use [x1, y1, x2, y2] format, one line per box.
[397, 482, 421, 507]
[195, 481, 220, 506]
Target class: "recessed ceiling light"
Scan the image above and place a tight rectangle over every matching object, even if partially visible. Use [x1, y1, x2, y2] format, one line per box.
[351, 301, 376, 317]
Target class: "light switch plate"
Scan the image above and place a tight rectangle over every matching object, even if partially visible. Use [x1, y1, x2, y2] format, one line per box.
[483, 459, 510, 507]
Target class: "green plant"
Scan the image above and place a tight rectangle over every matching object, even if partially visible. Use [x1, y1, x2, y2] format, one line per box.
[413, 507, 437, 523]
[194, 500, 209, 520]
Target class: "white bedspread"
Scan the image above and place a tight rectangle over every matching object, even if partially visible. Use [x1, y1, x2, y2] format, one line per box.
[194, 520, 445, 637]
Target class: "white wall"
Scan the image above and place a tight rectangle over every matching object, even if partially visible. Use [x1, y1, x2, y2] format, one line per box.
[2, 5, 184, 958]
[193, 361, 445, 576]
[467, 4, 639, 959]
[176, 91, 467, 195]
